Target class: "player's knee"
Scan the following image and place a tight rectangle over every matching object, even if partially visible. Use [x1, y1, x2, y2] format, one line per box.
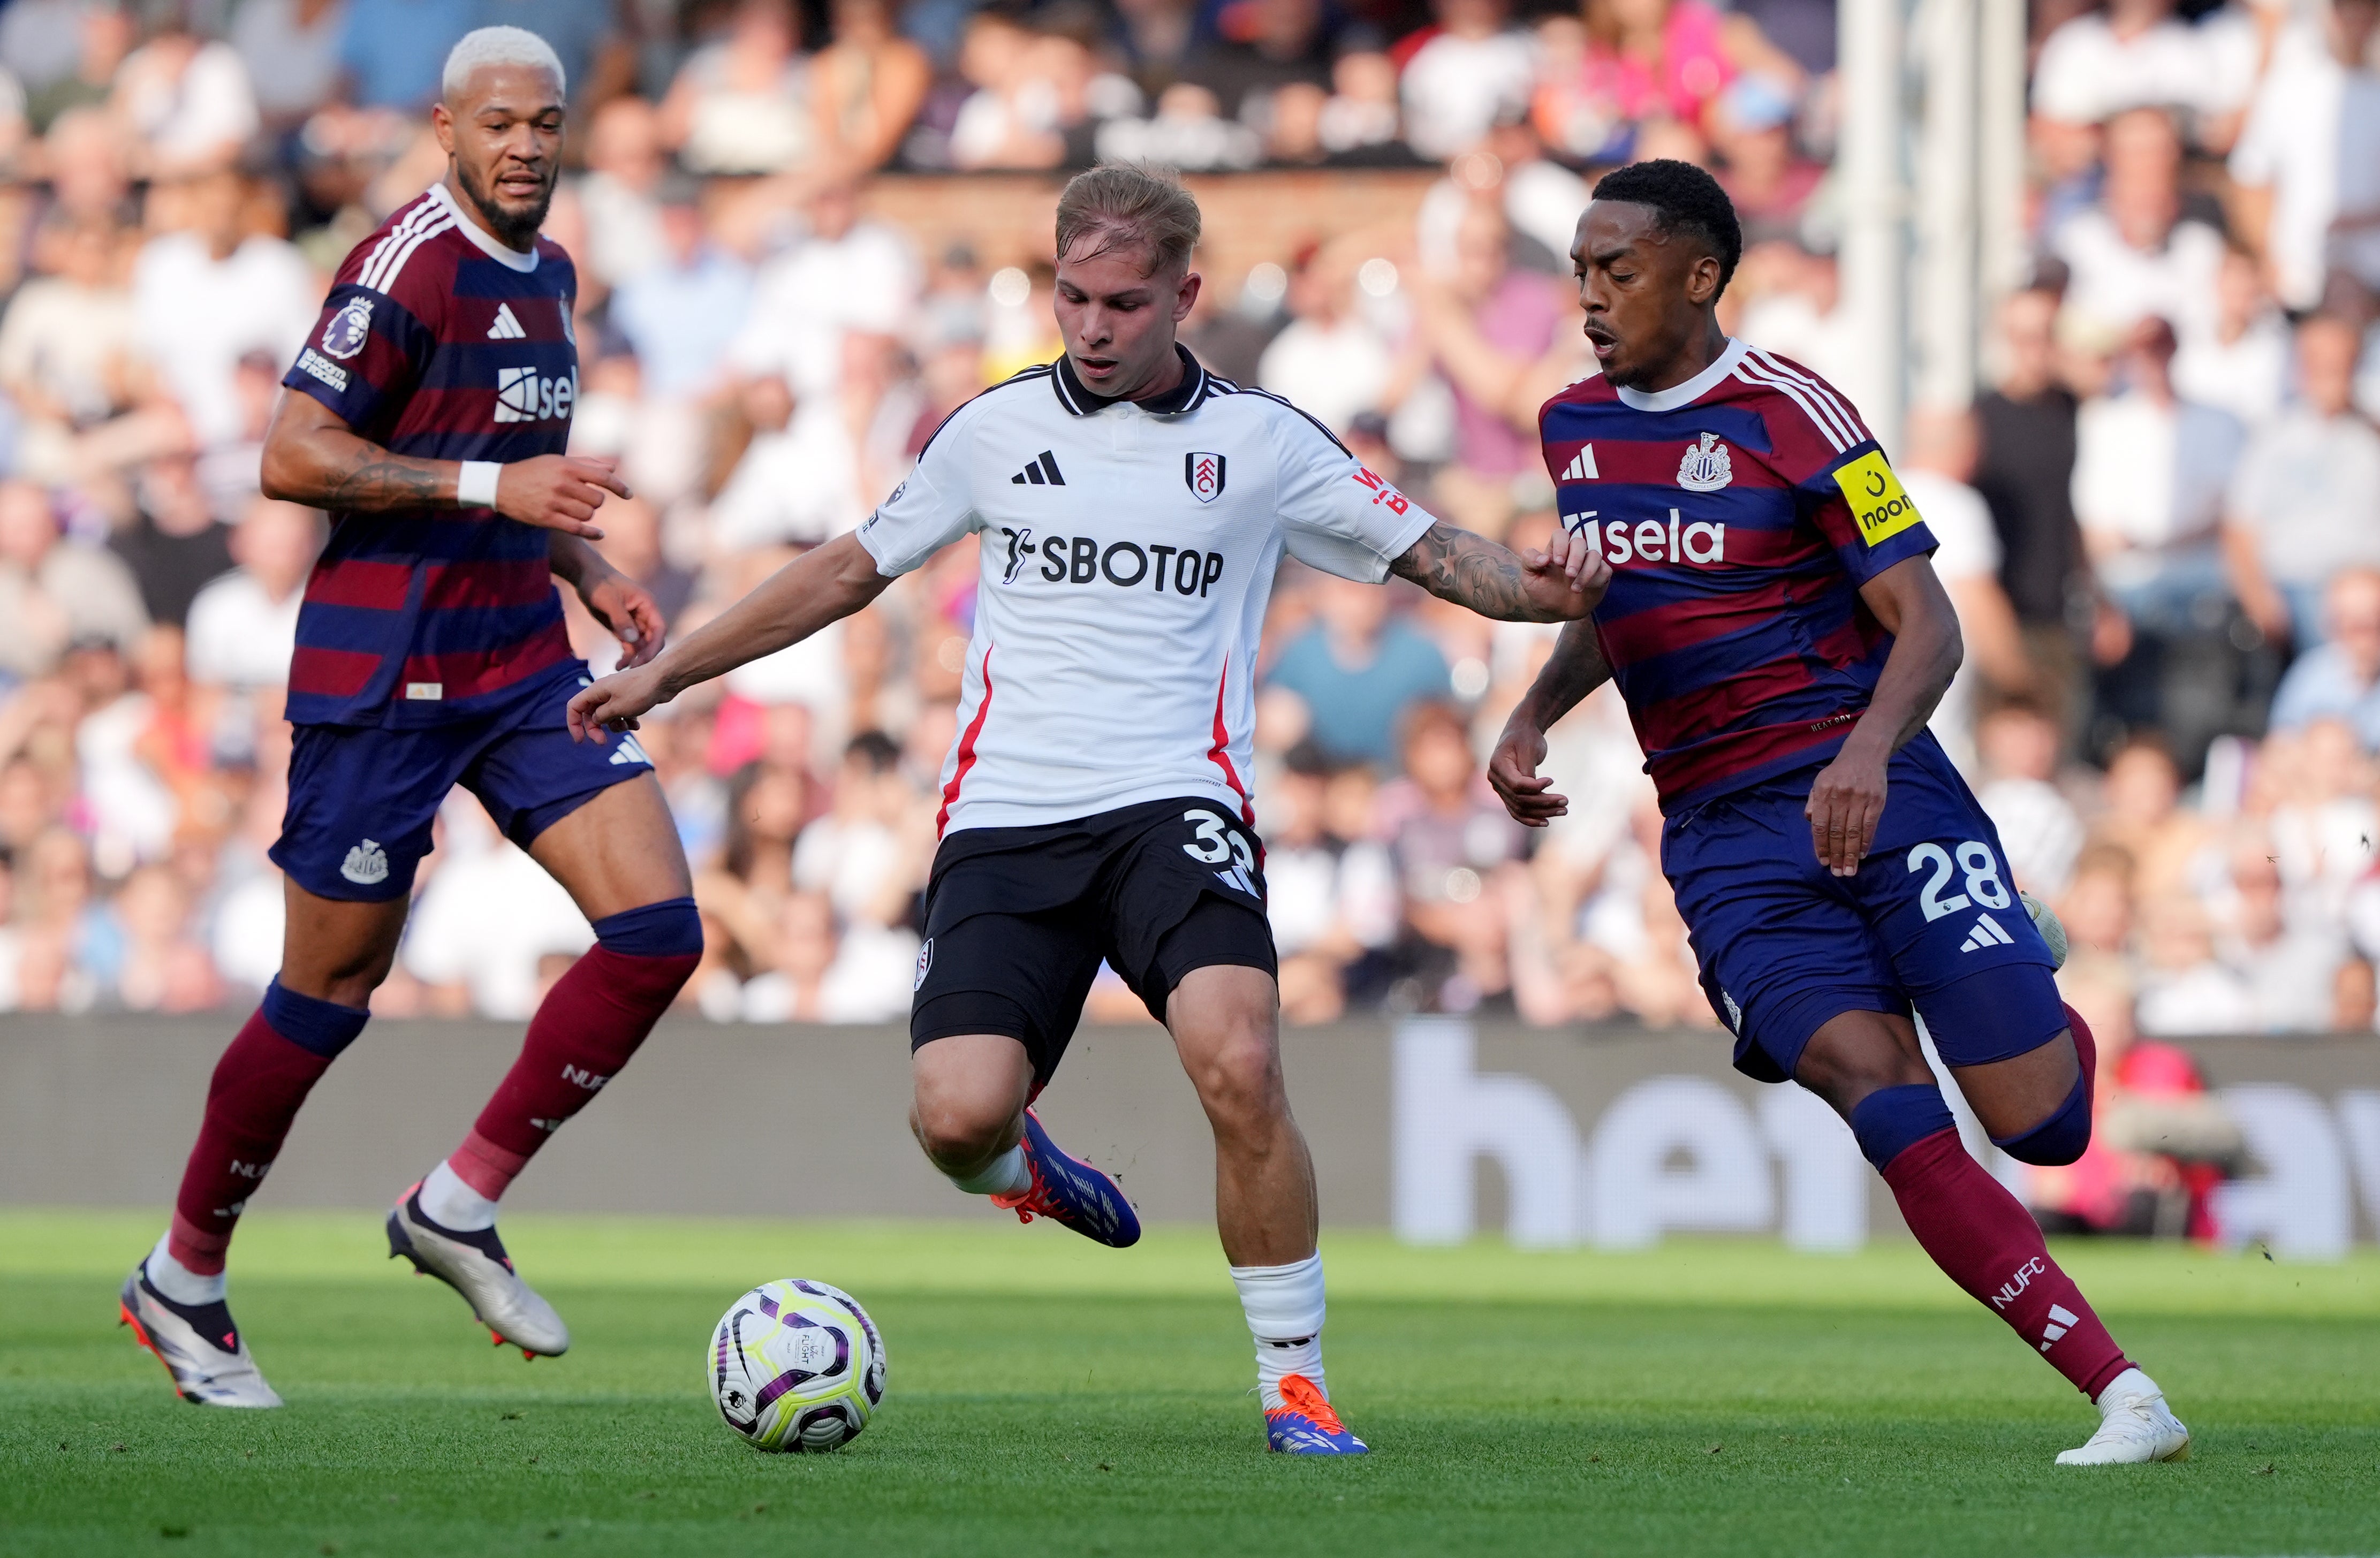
[1186, 1029, 1284, 1130]
[1990, 1072, 2091, 1166]
[909, 1088, 1015, 1168]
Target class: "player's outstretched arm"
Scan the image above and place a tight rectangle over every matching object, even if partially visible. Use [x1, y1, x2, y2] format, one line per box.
[567, 533, 892, 741]
[1388, 520, 1610, 622]
[1487, 619, 1615, 828]
[1804, 554, 1964, 877]
[261, 390, 629, 538]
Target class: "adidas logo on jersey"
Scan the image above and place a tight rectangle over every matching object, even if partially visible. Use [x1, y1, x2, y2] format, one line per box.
[1011, 451, 1065, 485]
[1558, 445, 1597, 482]
[487, 302, 527, 339]
[2039, 1302, 2080, 1351]
[1959, 913, 2016, 953]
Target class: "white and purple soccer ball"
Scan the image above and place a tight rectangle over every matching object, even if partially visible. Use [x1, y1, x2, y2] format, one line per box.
[709, 1279, 886, 1452]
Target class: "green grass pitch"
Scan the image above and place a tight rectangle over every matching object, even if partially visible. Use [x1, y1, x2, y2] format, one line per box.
[3, 1210, 2375, 1556]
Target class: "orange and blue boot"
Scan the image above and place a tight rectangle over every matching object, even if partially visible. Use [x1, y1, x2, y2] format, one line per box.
[1266, 1372, 1368, 1454]
[991, 1108, 1141, 1248]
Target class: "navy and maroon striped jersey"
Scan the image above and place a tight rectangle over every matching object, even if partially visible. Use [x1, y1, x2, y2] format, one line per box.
[1539, 338, 1938, 812]
[279, 183, 579, 727]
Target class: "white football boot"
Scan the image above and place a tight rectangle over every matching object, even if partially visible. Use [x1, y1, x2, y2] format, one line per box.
[386, 1186, 570, 1358]
[119, 1265, 283, 1408]
[2057, 1368, 2190, 1465]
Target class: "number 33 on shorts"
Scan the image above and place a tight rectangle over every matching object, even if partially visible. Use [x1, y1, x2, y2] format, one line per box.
[1906, 839, 2029, 955]
[1180, 808, 1261, 899]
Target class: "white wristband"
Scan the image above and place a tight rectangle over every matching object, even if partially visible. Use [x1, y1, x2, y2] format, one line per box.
[457, 461, 502, 510]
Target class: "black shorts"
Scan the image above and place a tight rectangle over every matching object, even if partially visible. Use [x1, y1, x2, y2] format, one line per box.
[909, 796, 1279, 1084]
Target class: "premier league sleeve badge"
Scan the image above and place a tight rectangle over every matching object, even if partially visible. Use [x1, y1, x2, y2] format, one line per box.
[320, 294, 375, 361]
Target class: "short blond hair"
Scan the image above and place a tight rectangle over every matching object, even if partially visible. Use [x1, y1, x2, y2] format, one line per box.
[1054, 164, 1201, 275]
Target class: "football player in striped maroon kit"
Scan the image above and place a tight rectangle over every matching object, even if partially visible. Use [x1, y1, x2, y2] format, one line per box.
[1490, 159, 2189, 1465]
[119, 27, 701, 1408]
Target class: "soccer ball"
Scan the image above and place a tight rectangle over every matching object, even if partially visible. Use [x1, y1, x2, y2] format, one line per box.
[2021, 890, 2068, 970]
[709, 1279, 886, 1452]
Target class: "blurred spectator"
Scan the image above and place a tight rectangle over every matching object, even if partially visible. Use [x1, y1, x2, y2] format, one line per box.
[1256, 242, 1396, 434]
[1536, 0, 1711, 162]
[110, 452, 233, 628]
[1902, 405, 2029, 773]
[2030, 0, 2256, 178]
[1315, 46, 1401, 157]
[1, 0, 88, 96]
[736, 890, 919, 1022]
[2031, 970, 2241, 1237]
[608, 174, 753, 402]
[2170, 243, 2289, 427]
[1973, 287, 2093, 726]
[130, 165, 317, 452]
[1974, 700, 2086, 898]
[0, 478, 147, 677]
[401, 801, 594, 1020]
[1181, 0, 1331, 126]
[184, 497, 317, 691]
[2268, 569, 2380, 750]
[2223, 314, 2380, 648]
[0, 210, 137, 449]
[812, 0, 931, 173]
[1263, 744, 1398, 1023]
[1406, 199, 1567, 538]
[792, 730, 920, 930]
[2072, 317, 2242, 636]
[1714, 73, 1821, 243]
[472, 0, 621, 112]
[2227, 0, 2380, 315]
[337, 0, 475, 111]
[2053, 108, 2225, 347]
[660, 0, 813, 176]
[1377, 700, 1524, 1010]
[1265, 573, 1452, 769]
[1398, 0, 1533, 162]
[28, 5, 132, 132]
[110, 9, 259, 177]
[230, 0, 348, 132]
[575, 94, 669, 288]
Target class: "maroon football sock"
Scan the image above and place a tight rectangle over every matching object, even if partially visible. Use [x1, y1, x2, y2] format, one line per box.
[168, 989, 368, 1274]
[448, 942, 699, 1199]
[1883, 1127, 2132, 1399]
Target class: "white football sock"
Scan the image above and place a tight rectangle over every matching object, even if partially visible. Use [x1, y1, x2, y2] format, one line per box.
[145, 1233, 226, 1306]
[946, 1144, 1032, 1197]
[1231, 1252, 1327, 1411]
[418, 1160, 499, 1232]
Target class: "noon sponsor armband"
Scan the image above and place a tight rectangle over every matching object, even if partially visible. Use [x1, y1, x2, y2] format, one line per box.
[1832, 450, 1923, 548]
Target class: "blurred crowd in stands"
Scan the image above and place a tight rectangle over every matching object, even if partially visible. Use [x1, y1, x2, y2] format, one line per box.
[0, 0, 2371, 1160]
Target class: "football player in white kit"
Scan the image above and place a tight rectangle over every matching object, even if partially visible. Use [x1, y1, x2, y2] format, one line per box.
[569, 165, 1608, 1454]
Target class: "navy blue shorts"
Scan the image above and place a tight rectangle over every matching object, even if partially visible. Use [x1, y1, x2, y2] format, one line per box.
[271, 659, 653, 902]
[1663, 732, 2064, 1084]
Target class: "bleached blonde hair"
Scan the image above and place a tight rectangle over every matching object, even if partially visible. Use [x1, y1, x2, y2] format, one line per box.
[442, 26, 566, 104]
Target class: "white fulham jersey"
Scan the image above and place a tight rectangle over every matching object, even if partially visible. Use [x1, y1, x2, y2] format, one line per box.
[859, 347, 1436, 834]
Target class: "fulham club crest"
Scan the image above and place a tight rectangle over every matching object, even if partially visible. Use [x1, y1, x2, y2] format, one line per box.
[1185, 451, 1226, 503]
[1676, 431, 1733, 492]
[320, 295, 374, 360]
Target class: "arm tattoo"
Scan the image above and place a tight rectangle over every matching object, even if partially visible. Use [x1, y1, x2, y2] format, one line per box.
[1389, 521, 1548, 621]
[324, 452, 449, 511]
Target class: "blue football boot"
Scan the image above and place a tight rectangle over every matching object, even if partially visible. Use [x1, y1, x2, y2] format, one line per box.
[1266, 1373, 1369, 1454]
[990, 1108, 1141, 1248]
